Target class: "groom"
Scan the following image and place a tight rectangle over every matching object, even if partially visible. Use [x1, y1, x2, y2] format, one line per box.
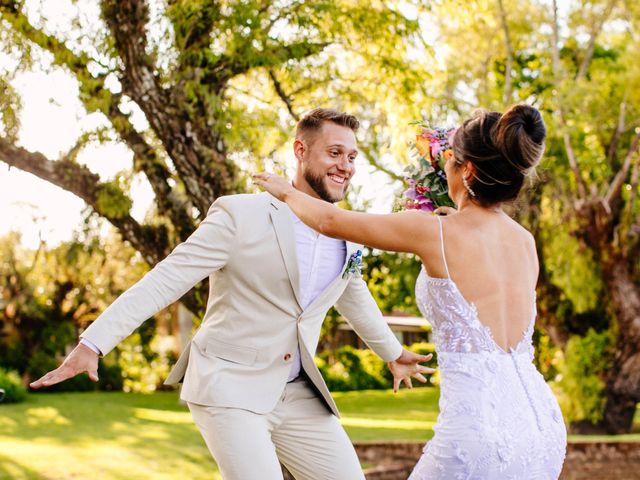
[31, 108, 430, 480]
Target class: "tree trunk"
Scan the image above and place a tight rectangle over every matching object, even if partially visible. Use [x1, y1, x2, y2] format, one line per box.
[599, 256, 640, 433]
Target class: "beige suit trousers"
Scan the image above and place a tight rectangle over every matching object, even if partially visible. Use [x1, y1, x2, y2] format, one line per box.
[188, 378, 365, 480]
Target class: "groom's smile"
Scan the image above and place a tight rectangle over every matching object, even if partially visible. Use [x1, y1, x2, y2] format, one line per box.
[295, 121, 358, 204]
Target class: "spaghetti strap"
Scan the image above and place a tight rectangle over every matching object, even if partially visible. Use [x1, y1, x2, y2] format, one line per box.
[436, 215, 451, 279]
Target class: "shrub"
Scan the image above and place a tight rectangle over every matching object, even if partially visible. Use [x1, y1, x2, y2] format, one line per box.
[98, 362, 124, 391]
[553, 328, 614, 425]
[0, 368, 27, 404]
[317, 343, 438, 392]
[317, 346, 388, 391]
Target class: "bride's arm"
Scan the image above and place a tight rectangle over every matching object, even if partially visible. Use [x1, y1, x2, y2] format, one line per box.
[253, 173, 437, 255]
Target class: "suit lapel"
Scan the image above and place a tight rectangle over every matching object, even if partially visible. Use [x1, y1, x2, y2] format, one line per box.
[269, 198, 303, 309]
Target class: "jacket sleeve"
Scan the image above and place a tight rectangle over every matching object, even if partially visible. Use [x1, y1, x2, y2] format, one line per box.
[80, 198, 237, 355]
[334, 277, 403, 362]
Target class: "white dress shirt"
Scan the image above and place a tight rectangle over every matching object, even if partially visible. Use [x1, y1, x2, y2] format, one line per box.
[81, 207, 347, 383]
[287, 210, 346, 380]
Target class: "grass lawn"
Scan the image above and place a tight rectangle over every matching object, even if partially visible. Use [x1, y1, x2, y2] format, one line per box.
[1, 388, 639, 479]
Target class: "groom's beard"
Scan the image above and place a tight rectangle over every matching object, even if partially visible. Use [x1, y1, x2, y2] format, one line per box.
[304, 170, 347, 203]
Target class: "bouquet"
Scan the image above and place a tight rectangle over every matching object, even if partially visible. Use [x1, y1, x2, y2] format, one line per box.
[402, 122, 457, 212]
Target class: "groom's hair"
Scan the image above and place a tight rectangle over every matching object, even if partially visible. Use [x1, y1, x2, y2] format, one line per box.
[296, 108, 359, 143]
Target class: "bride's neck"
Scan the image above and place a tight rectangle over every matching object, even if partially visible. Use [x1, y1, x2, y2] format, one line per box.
[457, 198, 503, 215]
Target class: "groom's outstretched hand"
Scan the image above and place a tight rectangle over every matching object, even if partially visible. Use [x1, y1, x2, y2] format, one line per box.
[388, 350, 436, 393]
[29, 343, 99, 389]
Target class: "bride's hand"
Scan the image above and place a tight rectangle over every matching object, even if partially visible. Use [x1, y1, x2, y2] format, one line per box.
[434, 206, 458, 216]
[252, 172, 294, 202]
[388, 350, 436, 393]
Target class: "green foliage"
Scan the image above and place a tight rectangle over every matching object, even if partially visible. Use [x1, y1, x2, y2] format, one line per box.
[538, 195, 603, 315]
[97, 361, 124, 392]
[117, 332, 173, 394]
[317, 346, 389, 392]
[317, 343, 437, 392]
[533, 330, 562, 382]
[554, 328, 616, 425]
[0, 77, 20, 141]
[362, 249, 422, 316]
[95, 179, 133, 219]
[0, 368, 27, 404]
[0, 231, 151, 391]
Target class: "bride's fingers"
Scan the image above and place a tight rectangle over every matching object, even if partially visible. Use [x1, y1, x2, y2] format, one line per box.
[403, 377, 412, 389]
[434, 206, 457, 216]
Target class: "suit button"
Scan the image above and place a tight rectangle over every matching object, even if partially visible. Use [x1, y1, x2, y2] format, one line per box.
[284, 353, 291, 361]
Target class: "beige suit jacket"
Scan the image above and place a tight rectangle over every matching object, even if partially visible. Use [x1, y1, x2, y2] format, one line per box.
[81, 192, 402, 416]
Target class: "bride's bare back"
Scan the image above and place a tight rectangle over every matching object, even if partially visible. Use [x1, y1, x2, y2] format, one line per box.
[418, 209, 538, 353]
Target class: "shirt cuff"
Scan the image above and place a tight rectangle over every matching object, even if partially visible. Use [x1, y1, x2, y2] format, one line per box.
[80, 338, 102, 356]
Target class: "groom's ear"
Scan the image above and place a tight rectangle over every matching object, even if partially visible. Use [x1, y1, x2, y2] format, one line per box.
[293, 138, 306, 163]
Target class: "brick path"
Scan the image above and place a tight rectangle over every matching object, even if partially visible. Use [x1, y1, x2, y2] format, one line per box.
[282, 441, 640, 479]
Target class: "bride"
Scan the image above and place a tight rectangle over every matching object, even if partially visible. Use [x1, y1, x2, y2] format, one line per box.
[254, 103, 567, 479]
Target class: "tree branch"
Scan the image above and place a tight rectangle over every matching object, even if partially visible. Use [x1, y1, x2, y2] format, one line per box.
[102, 0, 237, 214]
[604, 129, 640, 208]
[107, 100, 197, 241]
[0, 139, 165, 264]
[358, 145, 404, 183]
[497, 0, 514, 105]
[268, 69, 299, 121]
[625, 146, 639, 239]
[551, 0, 588, 201]
[166, 0, 222, 52]
[209, 41, 330, 86]
[576, 0, 618, 81]
[607, 98, 627, 165]
[0, 1, 197, 241]
[559, 112, 589, 201]
[551, 0, 561, 75]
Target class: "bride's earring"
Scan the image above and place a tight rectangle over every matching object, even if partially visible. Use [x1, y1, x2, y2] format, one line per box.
[462, 176, 476, 198]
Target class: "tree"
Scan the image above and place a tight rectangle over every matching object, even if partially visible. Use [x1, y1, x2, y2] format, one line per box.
[430, 0, 639, 433]
[0, 0, 432, 316]
[546, 0, 640, 433]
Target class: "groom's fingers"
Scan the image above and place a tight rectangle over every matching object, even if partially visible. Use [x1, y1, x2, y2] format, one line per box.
[418, 365, 437, 374]
[30, 364, 78, 389]
[251, 174, 265, 185]
[413, 373, 428, 384]
[417, 353, 433, 363]
[393, 377, 401, 393]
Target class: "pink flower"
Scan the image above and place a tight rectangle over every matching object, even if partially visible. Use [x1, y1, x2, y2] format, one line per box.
[430, 141, 441, 159]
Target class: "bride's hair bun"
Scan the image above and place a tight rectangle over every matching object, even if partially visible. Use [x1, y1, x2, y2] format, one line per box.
[452, 103, 546, 207]
[491, 104, 546, 173]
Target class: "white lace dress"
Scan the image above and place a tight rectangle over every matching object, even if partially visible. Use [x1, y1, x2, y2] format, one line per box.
[409, 218, 567, 480]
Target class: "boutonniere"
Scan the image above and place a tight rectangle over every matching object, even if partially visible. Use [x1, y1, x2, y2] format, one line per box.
[342, 250, 364, 279]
